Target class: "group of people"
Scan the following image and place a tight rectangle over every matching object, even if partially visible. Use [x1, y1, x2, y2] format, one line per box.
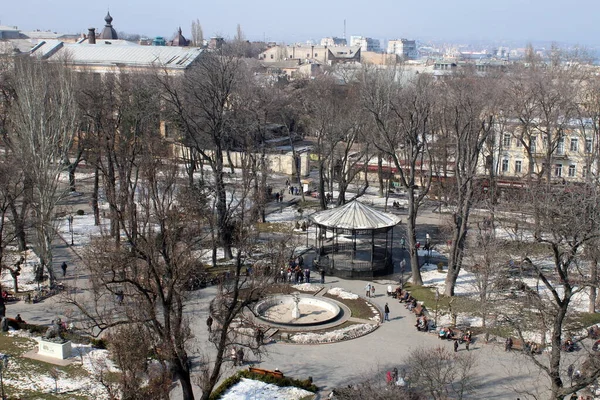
[364, 283, 376, 298]
[392, 201, 403, 209]
[416, 316, 428, 332]
[276, 257, 311, 284]
[230, 346, 245, 366]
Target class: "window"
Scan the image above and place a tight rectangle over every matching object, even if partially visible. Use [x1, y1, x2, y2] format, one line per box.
[314, 53, 318, 57]
[583, 166, 588, 178]
[270, 54, 274, 59]
[530, 136, 537, 153]
[501, 159, 509, 173]
[515, 160, 522, 173]
[568, 165, 576, 177]
[503, 134, 511, 148]
[557, 138, 565, 155]
[586, 138, 593, 153]
[554, 164, 563, 177]
[570, 138, 578, 152]
[307, 53, 310, 58]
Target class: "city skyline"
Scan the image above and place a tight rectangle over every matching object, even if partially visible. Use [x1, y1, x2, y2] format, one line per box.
[2, 0, 600, 47]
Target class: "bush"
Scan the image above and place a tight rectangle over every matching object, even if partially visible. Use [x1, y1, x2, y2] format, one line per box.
[90, 337, 108, 349]
[209, 369, 318, 400]
[76, 209, 85, 215]
[209, 373, 242, 400]
[437, 262, 444, 272]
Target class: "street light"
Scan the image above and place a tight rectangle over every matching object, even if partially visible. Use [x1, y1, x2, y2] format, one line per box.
[0, 353, 8, 400]
[434, 288, 440, 329]
[68, 214, 74, 246]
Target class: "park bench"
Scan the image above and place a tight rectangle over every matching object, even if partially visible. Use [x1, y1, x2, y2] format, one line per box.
[248, 367, 284, 379]
[412, 304, 425, 317]
[509, 338, 542, 354]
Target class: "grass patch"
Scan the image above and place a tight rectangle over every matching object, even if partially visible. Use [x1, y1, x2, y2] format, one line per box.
[256, 222, 294, 234]
[323, 293, 377, 320]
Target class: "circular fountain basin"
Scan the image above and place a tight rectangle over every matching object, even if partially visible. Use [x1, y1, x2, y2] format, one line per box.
[255, 295, 342, 327]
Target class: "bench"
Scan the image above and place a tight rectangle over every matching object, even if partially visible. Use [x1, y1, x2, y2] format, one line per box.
[248, 367, 284, 379]
[509, 338, 542, 354]
[412, 304, 425, 317]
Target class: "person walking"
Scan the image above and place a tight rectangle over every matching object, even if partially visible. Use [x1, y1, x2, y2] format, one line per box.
[371, 285, 376, 297]
[384, 303, 390, 321]
[320, 269, 326, 284]
[206, 315, 213, 333]
[61, 261, 68, 277]
[454, 340, 459, 352]
[365, 283, 372, 298]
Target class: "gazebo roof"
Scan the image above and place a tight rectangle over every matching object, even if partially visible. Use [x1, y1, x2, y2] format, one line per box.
[310, 200, 401, 230]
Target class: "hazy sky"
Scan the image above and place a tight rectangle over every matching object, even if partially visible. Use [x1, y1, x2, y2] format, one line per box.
[2, 0, 600, 46]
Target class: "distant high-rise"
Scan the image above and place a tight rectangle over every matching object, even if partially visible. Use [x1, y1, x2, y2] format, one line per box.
[320, 37, 347, 47]
[387, 39, 418, 60]
[350, 36, 380, 53]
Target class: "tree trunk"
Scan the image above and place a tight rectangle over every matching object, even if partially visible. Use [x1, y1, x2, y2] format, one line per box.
[215, 147, 233, 260]
[406, 187, 423, 285]
[377, 154, 384, 197]
[92, 165, 100, 226]
[590, 259, 598, 313]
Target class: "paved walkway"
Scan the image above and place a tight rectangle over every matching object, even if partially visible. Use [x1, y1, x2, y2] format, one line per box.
[3, 177, 550, 400]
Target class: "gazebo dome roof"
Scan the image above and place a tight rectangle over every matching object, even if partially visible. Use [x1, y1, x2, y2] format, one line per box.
[310, 200, 401, 230]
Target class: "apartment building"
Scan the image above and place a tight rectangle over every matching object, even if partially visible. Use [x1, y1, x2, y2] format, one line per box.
[350, 36, 381, 53]
[483, 121, 598, 183]
[387, 39, 418, 60]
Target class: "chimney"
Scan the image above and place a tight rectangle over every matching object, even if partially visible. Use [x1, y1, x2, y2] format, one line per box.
[88, 28, 96, 44]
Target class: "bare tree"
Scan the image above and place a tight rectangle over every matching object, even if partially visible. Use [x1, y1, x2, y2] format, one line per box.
[437, 70, 499, 296]
[7, 58, 78, 282]
[158, 52, 243, 260]
[404, 346, 477, 400]
[191, 19, 204, 47]
[500, 182, 600, 399]
[361, 67, 436, 285]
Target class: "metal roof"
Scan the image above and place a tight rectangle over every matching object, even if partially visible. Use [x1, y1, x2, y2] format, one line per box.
[31, 41, 203, 70]
[310, 200, 401, 230]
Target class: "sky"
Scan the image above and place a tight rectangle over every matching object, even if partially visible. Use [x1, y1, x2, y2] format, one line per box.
[2, 0, 600, 47]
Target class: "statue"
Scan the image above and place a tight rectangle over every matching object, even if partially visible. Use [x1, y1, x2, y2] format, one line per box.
[291, 293, 301, 319]
[44, 318, 65, 342]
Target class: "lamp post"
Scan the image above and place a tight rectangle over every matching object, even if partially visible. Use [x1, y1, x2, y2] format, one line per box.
[68, 214, 74, 246]
[434, 288, 440, 329]
[0, 353, 8, 400]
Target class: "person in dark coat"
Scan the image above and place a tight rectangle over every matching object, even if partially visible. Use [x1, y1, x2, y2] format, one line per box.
[454, 340, 459, 352]
[384, 303, 390, 321]
[61, 261, 68, 277]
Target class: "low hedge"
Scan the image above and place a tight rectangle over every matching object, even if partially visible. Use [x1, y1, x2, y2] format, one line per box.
[209, 369, 317, 400]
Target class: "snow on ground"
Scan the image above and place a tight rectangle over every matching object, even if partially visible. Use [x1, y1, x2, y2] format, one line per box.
[221, 378, 314, 400]
[292, 283, 322, 292]
[327, 287, 358, 300]
[290, 323, 375, 344]
[4, 331, 115, 399]
[56, 209, 103, 249]
[1, 248, 41, 293]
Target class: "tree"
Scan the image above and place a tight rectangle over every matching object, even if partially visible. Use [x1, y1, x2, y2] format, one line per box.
[500, 182, 600, 399]
[404, 346, 477, 400]
[362, 67, 436, 285]
[158, 52, 244, 260]
[6, 58, 78, 282]
[191, 19, 204, 47]
[438, 70, 499, 296]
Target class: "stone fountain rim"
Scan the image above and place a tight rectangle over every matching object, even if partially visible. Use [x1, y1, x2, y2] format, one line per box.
[254, 293, 343, 328]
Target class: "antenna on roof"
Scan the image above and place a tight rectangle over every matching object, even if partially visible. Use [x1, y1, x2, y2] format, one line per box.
[343, 19, 346, 42]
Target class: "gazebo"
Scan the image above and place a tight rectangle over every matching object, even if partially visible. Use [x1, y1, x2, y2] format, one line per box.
[309, 200, 401, 279]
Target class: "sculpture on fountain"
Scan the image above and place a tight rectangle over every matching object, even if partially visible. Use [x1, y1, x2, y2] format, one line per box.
[291, 293, 301, 319]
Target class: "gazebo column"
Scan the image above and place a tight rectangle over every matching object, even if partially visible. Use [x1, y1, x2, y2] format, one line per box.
[352, 230, 356, 260]
[370, 229, 375, 267]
